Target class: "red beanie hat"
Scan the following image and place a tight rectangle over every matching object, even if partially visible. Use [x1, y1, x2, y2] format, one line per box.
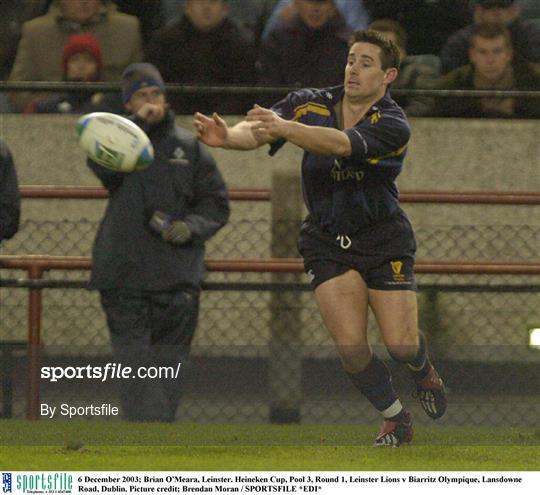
[62, 33, 103, 76]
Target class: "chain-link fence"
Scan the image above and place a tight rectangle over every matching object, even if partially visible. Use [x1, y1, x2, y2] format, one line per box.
[1, 207, 540, 426]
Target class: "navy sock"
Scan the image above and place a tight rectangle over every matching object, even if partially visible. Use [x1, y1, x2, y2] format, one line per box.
[406, 330, 431, 381]
[346, 354, 403, 419]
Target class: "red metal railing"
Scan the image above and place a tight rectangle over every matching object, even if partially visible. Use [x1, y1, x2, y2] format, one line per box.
[20, 186, 271, 201]
[19, 185, 540, 204]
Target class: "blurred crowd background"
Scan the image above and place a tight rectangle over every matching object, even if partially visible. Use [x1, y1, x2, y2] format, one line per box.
[1, 0, 539, 117]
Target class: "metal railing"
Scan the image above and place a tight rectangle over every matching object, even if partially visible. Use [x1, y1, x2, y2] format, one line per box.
[2, 81, 540, 99]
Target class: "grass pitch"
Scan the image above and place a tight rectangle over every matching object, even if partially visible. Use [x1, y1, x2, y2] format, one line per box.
[1, 420, 539, 471]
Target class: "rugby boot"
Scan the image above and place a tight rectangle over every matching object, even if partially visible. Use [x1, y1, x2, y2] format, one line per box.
[414, 364, 447, 419]
[373, 410, 413, 447]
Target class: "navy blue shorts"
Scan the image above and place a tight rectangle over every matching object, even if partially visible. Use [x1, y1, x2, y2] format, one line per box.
[298, 210, 417, 291]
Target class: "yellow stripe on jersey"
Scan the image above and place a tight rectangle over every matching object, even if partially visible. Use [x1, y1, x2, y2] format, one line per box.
[293, 102, 331, 120]
[367, 144, 408, 165]
[370, 111, 382, 124]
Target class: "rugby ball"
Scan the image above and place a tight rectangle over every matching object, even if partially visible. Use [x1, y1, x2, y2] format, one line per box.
[76, 112, 154, 172]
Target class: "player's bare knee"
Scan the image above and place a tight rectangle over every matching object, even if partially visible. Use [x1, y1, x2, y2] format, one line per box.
[336, 343, 371, 372]
[385, 331, 419, 363]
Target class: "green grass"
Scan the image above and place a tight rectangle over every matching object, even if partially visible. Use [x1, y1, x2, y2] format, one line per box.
[1, 420, 539, 470]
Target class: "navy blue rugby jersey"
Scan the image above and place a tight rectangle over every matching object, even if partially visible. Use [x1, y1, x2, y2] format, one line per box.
[269, 86, 411, 236]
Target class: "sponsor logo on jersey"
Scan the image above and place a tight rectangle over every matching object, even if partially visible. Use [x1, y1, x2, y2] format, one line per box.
[331, 159, 364, 182]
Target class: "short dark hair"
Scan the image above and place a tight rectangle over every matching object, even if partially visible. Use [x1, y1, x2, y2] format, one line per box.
[469, 23, 512, 48]
[368, 19, 407, 50]
[350, 30, 401, 71]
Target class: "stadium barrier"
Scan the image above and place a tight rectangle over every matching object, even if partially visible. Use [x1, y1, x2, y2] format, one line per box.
[1, 255, 539, 422]
[1, 187, 539, 424]
[2, 80, 540, 99]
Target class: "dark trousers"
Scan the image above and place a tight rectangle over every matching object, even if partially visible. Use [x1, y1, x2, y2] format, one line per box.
[100, 288, 199, 422]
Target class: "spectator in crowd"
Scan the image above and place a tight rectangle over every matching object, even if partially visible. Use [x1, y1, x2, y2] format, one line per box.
[0, 1, 48, 111]
[145, 0, 255, 114]
[369, 19, 440, 116]
[161, 0, 278, 46]
[0, 140, 20, 246]
[257, 0, 351, 87]
[0, 1, 48, 81]
[440, 0, 540, 74]
[261, 0, 370, 40]
[432, 23, 540, 118]
[364, 0, 471, 55]
[110, 0, 166, 45]
[24, 33, 107, 114]
[42, 0, 166, 45]
[88, 63, 230, 422]
[8, 0, 142, 111]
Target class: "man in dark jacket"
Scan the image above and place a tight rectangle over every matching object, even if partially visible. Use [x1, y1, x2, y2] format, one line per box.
[257, 0, 351, 88]
[432, 23, 540, 118]
[440, 0, 540, 74]
[145, 0, 255, 114]
[364, 0, 471, 56]
[88, 63, 230, 422]
[0, 140, 20, 246]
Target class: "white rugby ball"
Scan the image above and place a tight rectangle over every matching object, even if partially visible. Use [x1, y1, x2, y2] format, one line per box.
[76, 112, 154, 172]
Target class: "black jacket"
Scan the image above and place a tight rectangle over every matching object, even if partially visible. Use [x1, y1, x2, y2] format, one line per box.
[257, 14, 351, 88]
[364, 0, 471, 55]
[0, 140, 21, 243]
[145, 15, 255, 114]
[88, 111, 230, 290]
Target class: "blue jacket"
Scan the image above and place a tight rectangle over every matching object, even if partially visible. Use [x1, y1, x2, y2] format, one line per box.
[0, 140, 20, 243]
[88, 111, 230, 290]
[270, 86, 410, 235]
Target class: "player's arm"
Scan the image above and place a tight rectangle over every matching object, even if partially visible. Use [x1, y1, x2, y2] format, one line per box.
[246, 105, 352, 157]
[194, 112, 274, 151]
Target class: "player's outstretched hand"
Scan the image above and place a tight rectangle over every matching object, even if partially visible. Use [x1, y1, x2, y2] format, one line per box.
[246, 104, 288, 140]
[194, 112, 228, 147]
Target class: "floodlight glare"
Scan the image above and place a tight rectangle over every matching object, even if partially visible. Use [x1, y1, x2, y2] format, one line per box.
[528, 328, 540, 350]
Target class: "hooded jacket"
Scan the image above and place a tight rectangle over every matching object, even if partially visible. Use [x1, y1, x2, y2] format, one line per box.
[88, 111, 230, 290]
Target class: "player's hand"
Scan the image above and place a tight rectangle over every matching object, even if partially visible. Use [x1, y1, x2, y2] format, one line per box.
[246, 105, 289, 140]
[135, 102, 167, 125]
[194, 112, 228, 147]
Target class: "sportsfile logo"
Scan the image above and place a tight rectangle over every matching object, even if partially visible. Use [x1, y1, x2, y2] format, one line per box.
[2, 473, 12, 494]
[13, 473, 72, 494]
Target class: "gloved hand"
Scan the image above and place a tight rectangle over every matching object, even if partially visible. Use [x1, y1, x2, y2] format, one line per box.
[149, 211, 192, 245]
[162, 220, 192, 245]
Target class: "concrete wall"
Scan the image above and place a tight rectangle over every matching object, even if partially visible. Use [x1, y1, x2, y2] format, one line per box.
[1, 115, 539, 361]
